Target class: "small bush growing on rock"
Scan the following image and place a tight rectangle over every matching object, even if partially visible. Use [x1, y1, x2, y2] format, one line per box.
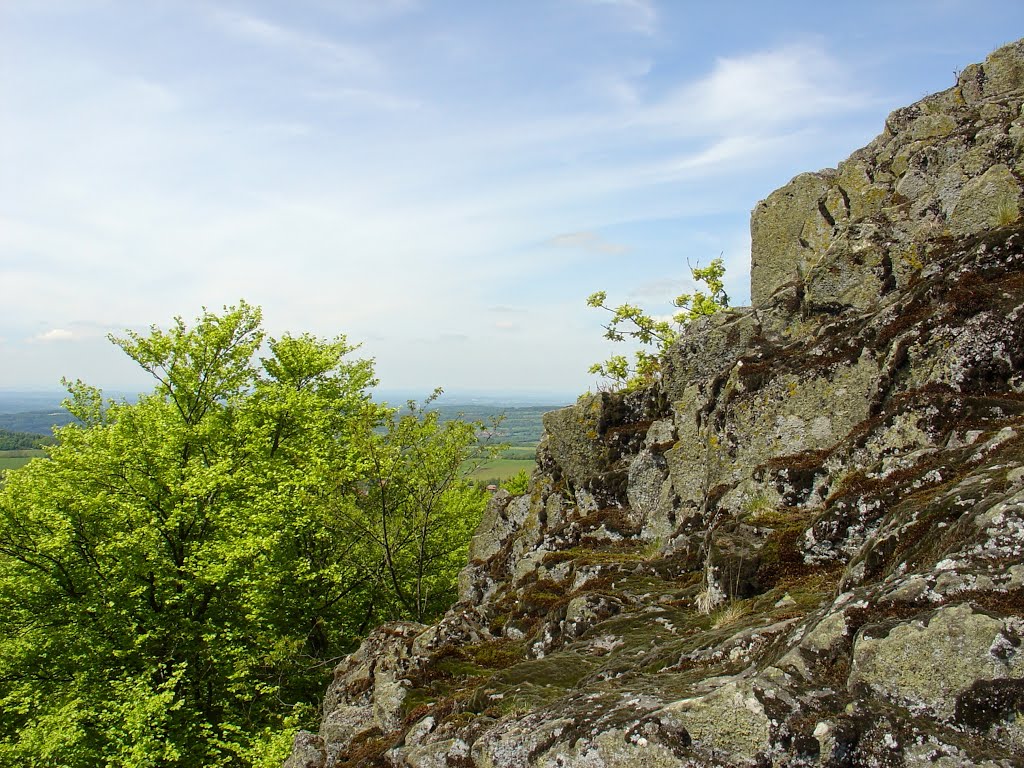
[501, 468, 530, 495]
[587, 258, 728, 390]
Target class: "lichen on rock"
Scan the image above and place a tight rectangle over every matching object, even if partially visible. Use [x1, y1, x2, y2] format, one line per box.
[284, 39, 1024, 768]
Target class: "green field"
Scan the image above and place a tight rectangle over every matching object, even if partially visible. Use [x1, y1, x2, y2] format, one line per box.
[467, 458, 534, 484]
[0, 450, 45, 470]
[465, 445, 537, 484]
[0, 405, 551, 481]
[429, 404, 563, 446]
[497, 446, 537, 461]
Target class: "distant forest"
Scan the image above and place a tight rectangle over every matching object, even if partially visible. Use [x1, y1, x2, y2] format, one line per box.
[0, 428, 54, 451]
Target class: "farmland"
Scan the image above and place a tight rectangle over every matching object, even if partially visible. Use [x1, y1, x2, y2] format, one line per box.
[466, 446, 538, 484]
[0, 450, 45, 471]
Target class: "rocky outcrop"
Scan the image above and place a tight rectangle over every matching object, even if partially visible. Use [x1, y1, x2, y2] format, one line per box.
[286, 40, 1024, 767]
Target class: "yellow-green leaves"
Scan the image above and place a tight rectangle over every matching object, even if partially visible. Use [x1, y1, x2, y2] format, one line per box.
[673, 258, 729, 321]
[0, 303, 486, 767]
[587, 257, 728, 390]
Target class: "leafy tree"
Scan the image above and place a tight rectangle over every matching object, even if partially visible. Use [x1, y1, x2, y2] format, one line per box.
[340, 393, 494, 623]
[0, 303, 487, 767]
[587, 257, 728, 390]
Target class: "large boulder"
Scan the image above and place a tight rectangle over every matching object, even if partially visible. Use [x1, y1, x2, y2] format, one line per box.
[750, 37, 1024, 324]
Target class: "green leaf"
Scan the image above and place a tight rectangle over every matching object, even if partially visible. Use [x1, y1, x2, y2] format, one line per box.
[587, 257, 728, 390]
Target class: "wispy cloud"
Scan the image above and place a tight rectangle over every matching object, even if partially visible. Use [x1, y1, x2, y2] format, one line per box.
[410, 43, 864, 190]
[661, 132, 803, 175]
[629, 276, 686, 300]
[642, 44, 868, 132]
[32, 329, 75, 343]
[549, 231, 631, 254]
[7, 0, 1000, 393]
[210, 9, 381, 76]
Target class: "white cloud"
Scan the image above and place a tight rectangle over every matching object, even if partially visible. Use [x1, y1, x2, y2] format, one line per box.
[629, 276, 686, 300]
[0, 0, 913, 393]
[586, 58, 654, 108]
[660, 132, 805, 177]
[644, 44, 867, 132]
[33, 328, 75, 342]
[391, 44, 862, 203]
[549, 231, 631, 254]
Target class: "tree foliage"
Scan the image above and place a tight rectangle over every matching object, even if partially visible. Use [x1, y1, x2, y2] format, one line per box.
[587, 258, 729, 390]
[342, 393, 491, 623]
[0, 303, 489, 767]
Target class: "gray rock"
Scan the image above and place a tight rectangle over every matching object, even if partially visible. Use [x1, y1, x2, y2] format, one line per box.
[282, 732, 325, 768]
[283, 38, 1024, 768]
[948, 163, 1022, 236]
[850, 604, 1024, 719]
[750, 171, 835, 307]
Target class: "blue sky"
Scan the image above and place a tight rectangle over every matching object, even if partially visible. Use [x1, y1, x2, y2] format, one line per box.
[2, 1, 1022, 397]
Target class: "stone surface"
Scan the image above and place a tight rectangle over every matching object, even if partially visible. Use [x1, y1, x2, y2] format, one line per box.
[850, 604, 1024, 719]
[948, 163, 1022, 235]
[658, 680, 771, 764]
[281, 732, 325, 768]
[541, 394, 611, 488]
[750, 171, 835, 307]
[285, 39, 1024, 768]
[749, 38, 1024, 312]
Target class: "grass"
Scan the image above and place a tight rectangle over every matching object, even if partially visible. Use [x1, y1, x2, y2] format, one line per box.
[0, 450, 45, 470]
[466, 458, 534, 483]
[711, 600, 752, 629]
[464, 444, 537, 483]
[498, 446, 537, 460]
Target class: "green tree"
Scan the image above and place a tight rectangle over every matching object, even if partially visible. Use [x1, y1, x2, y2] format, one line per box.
[0, 303, 487, 767]
[340, 393, 493, 623]
[587, 257, 728, 390]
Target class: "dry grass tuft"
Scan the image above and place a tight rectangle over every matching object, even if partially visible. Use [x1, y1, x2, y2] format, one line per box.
[711, 600, 751, 629]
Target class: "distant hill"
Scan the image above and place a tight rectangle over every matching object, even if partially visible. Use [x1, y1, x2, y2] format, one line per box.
[0, 390, 141, 434]
[0, 391, 65, 414]
[375, 389, 576, 408]
[0, 410, 77, 435]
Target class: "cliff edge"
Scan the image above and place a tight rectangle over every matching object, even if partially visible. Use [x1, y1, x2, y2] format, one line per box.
[286, 40, 1024, 767]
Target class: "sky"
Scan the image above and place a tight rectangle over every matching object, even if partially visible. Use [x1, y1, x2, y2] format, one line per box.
[2, 1, 1023, 399]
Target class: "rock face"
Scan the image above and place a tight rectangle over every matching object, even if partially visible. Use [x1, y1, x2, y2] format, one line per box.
[286, 40, 1024, 767]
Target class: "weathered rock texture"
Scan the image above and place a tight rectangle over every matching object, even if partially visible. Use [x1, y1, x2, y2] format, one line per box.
[286, 40, 1024, 767]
